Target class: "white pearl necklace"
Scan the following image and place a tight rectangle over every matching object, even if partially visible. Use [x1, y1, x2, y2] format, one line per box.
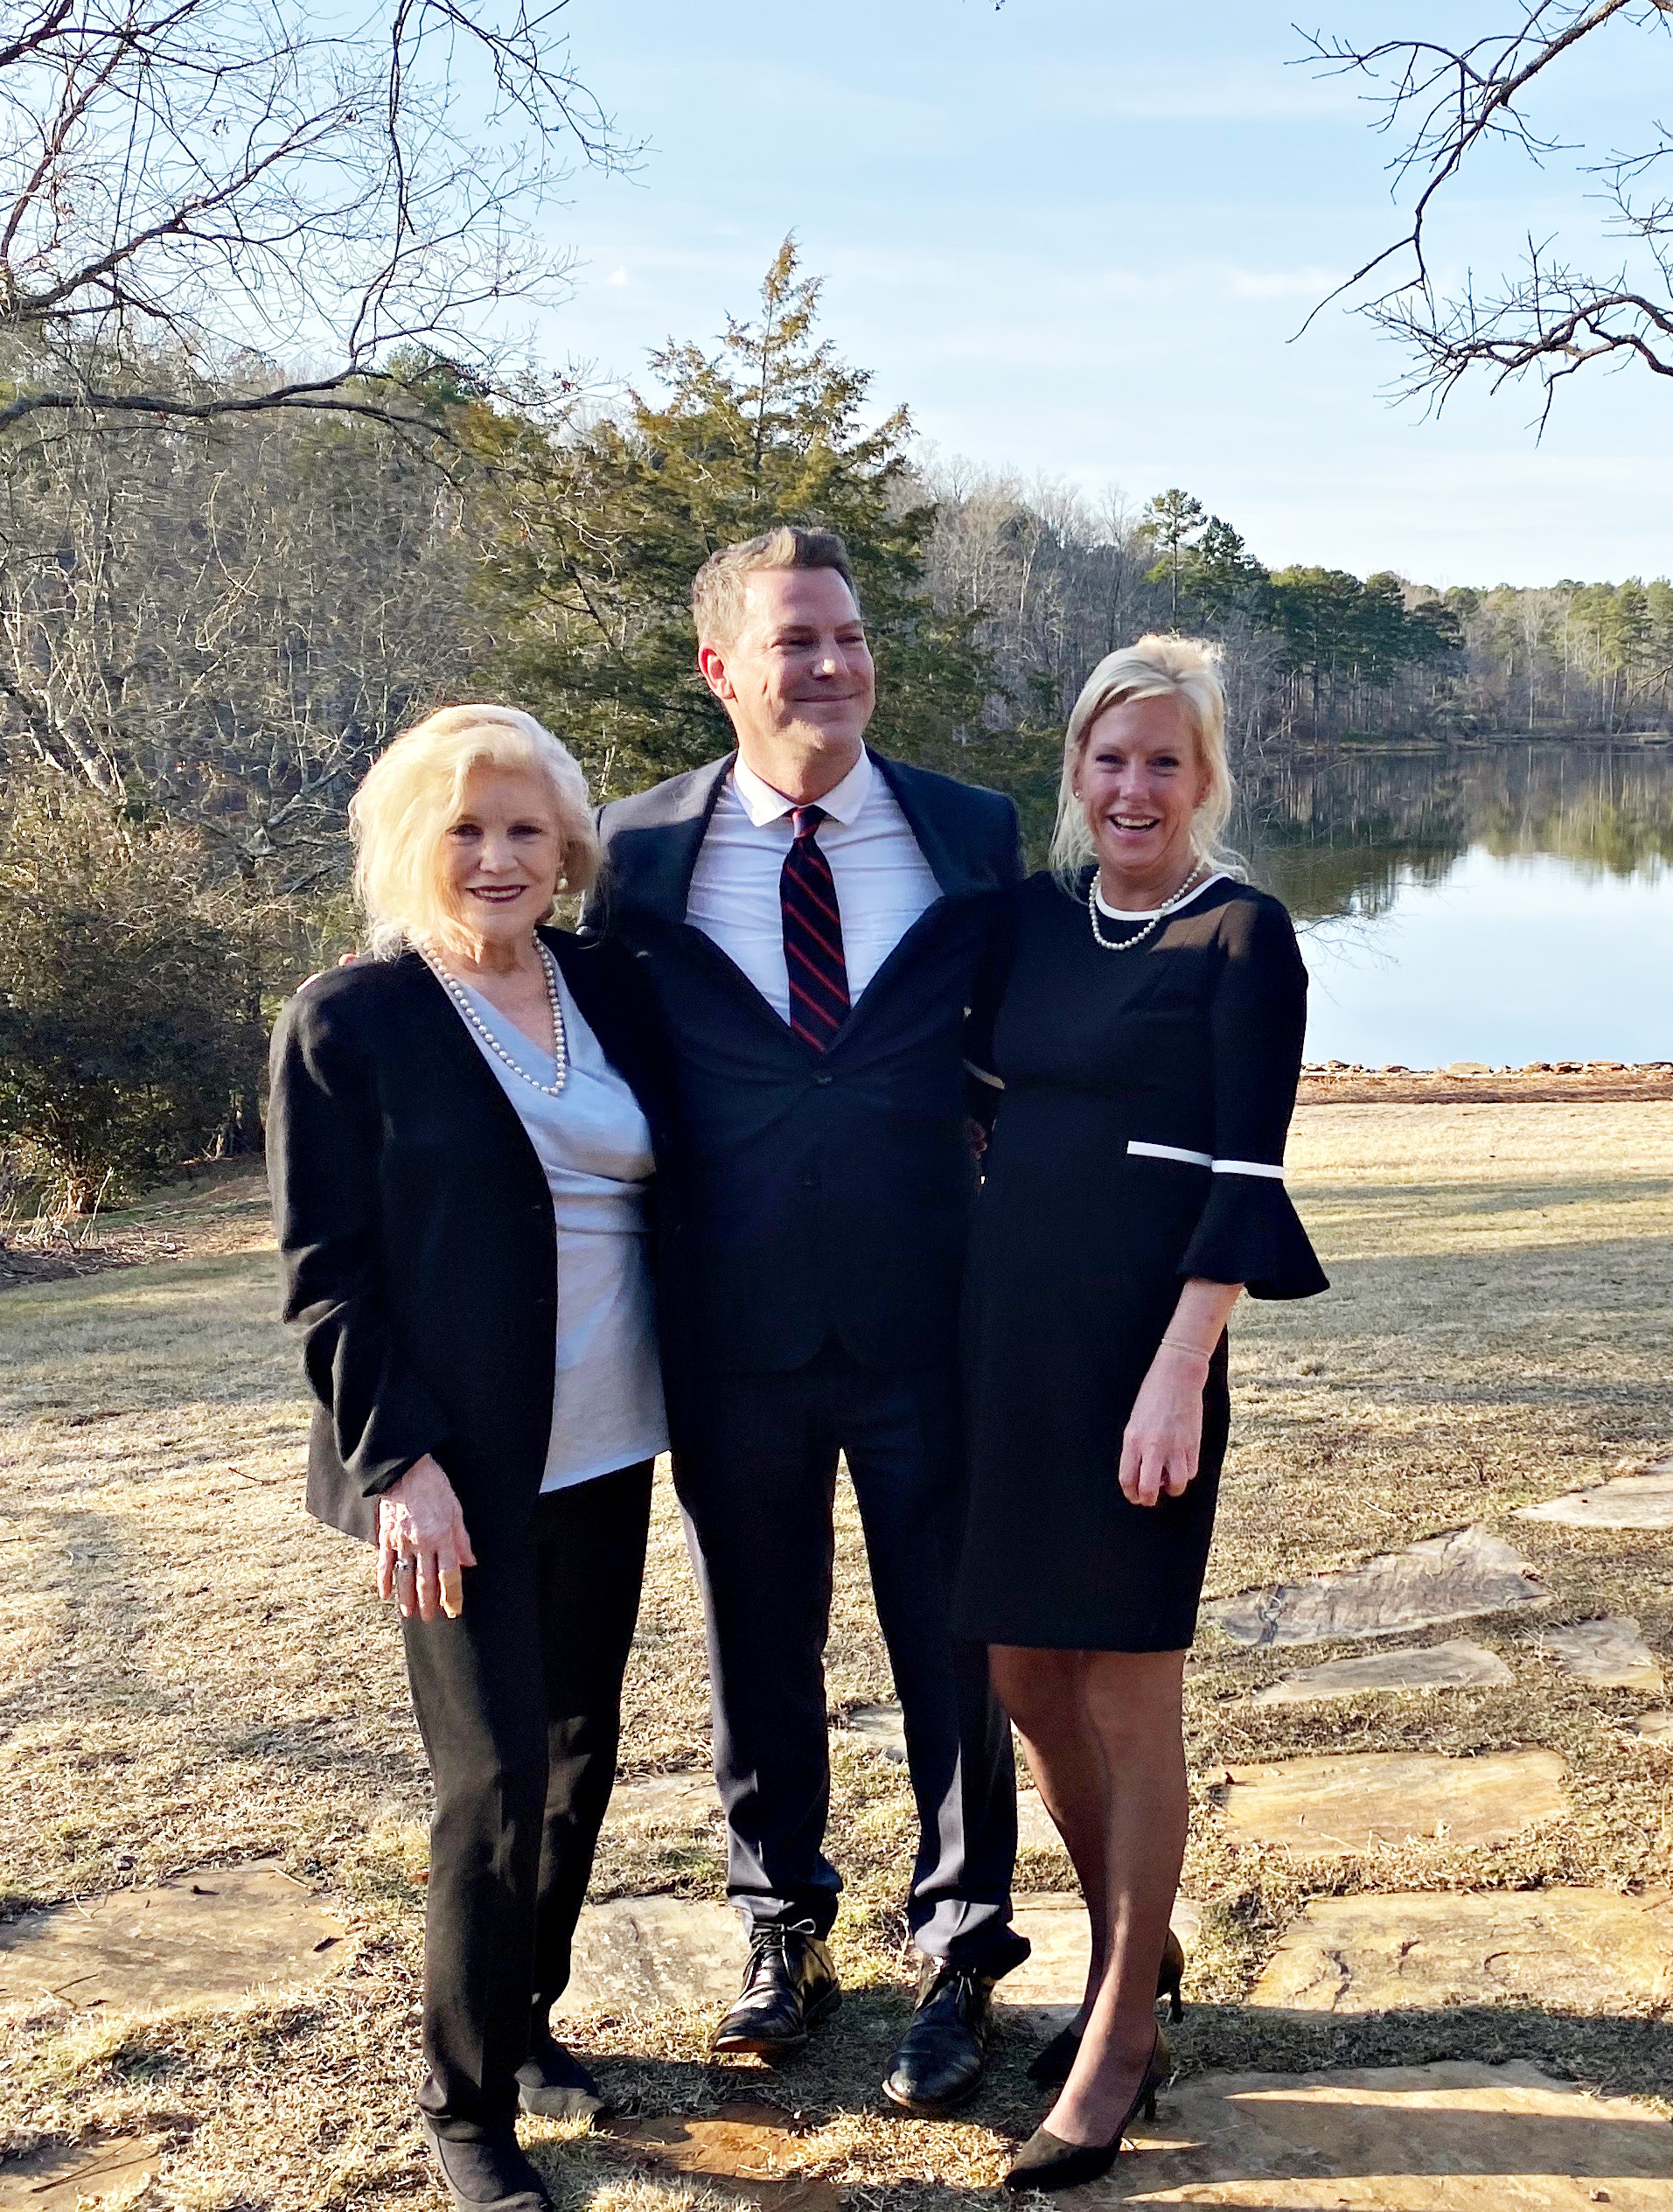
[1086, 859, 1210, 952]
[424, 941, 568, 1095]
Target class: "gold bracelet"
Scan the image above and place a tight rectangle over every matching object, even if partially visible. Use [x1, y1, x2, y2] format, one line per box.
[1161, 1336, 1213, 1363]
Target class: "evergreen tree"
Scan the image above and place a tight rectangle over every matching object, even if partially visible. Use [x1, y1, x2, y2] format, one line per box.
[475, 241, 992, 798]
[1140, 489, 1207, 625]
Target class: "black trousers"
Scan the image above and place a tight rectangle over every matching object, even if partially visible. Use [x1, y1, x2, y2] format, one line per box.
[400, 1460, 652, 2139]
[675, 1343, 1025, 1974]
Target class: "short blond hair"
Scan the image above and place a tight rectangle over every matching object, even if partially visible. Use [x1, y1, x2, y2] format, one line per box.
[1049, 636, 1240, 883]
[691, 525, 859, 647]
[350, 704, 600, 959]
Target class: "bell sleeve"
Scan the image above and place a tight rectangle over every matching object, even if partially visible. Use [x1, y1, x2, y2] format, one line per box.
[1178, 894, 1329, 1301]
[266, 985, 456, 1496]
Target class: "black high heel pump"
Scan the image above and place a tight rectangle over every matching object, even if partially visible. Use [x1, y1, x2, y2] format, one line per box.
[1024, 1928, 1185, 2088]
[1004, 2027, 1172, 2193]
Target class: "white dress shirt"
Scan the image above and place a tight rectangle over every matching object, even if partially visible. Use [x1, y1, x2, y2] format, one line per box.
[685, 749, 944, 1022]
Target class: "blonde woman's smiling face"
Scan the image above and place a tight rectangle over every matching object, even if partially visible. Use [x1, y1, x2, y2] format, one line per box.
[440, 766, 563, 949]
[1077, 694, 1210, 906]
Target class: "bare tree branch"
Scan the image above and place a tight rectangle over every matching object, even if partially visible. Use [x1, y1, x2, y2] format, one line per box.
[0, 0, 635, 432]
[1300, 2, 1673, 415]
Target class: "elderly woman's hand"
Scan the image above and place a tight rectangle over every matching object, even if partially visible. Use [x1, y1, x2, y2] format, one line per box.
[378, 1455, 477, 1622]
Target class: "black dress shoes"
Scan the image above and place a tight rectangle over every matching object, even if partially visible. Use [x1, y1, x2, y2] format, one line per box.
[712, 1924, 840, 2059]
[882, 1959, 995, 2116]
[516, 2028, 607, 2120]
[422, 2122, 552, 2212]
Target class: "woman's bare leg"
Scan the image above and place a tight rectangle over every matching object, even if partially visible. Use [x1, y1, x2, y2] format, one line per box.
[1045, 1649, 1188, 2145]
[989, 1645, 1110, 2024]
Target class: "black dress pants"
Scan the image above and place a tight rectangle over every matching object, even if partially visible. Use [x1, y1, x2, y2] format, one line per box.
[674, 1344, 1025, 1974]
[400, 1460, 652, 2139]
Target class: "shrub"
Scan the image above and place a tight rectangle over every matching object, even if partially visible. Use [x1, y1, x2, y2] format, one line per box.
[0, 785, 263, 1210]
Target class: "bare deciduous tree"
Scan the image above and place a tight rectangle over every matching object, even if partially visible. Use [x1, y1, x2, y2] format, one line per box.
[0, 400, 485, 887]
[1302, 1, 1673, 421]
[0, 0, 633, 431]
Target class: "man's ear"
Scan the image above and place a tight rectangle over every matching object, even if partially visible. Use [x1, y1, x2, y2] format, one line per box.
[697, 639, 733, 701]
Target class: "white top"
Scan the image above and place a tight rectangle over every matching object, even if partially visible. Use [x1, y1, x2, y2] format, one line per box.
[451, 966, 669, 1492]
[685, 748, 944, 1022]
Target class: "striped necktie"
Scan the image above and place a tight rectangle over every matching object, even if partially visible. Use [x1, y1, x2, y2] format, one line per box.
[780, 804, 850, 1049]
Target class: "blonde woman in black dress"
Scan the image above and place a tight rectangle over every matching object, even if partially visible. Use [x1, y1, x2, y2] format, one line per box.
[955, 637, 1328, 2191]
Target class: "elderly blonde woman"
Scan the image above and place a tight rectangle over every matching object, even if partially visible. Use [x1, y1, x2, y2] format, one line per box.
[954, 638, 1327, 2190]
[267, 707, 673, 2212]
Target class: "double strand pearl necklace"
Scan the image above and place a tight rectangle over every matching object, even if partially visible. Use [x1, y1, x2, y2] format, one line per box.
[424, 940, 568, 1096]
[1086, 857, 1210, 953]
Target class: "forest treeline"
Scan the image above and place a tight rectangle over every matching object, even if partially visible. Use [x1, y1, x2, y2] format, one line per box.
[1, 245, 1668, 1207]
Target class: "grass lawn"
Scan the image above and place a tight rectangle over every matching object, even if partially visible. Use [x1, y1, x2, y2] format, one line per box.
[1, 1104, 1670, 2209]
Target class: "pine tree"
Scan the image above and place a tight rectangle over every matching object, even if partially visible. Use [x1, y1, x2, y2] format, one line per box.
[474, 241, 992, 798]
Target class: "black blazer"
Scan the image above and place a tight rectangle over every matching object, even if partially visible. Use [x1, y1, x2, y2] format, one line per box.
[583, 747, 1021, 1375]
[266, 928, 675, 1554]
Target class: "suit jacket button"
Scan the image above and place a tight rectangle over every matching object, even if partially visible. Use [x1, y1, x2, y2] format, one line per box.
[813, 1072, 833, 1086]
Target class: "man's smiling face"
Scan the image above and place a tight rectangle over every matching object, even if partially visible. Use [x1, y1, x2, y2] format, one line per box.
[700, 564, 876, 773]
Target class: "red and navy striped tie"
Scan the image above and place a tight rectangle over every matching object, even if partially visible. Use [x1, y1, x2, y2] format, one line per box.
[780, 804, 850, 1049]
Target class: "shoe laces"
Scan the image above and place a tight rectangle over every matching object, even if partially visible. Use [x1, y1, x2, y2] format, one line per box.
[743, 1922, 815, 1992]
[920, 1961, 990, 2025]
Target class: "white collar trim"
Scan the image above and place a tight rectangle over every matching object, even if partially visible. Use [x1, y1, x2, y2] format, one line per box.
[731, 746, 874, 828]
[1093, 869, 1229, 921]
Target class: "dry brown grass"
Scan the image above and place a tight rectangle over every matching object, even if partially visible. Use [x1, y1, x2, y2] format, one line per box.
[1, 1104, 1670, 2209]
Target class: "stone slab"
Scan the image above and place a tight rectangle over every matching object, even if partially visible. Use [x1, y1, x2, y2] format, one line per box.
[1540, 1617, 1665, 1692]
[554, 1895, 742, 2018]
[1016, 1790, 1070, 1854]
[1517, 1469, 1673, 1531]
[997, 1892, 1203, 2029]
[603, 2100, 837, 2212]
[1093, 2059, 1673, 2206]
[1201, 1525, 1549, 1651]
[1248, 1888, 1673, 2013]
[1214, 1750, 1566, 1857]
[0, 1864, 346, 2017]
[835, 1703, 907, 1759]
[1634, 1710, 1673, 1742]
[0, 2135, 167, 2210]
[1252, 1637, 1512, 1706]
[607, 1771, 721, 1826]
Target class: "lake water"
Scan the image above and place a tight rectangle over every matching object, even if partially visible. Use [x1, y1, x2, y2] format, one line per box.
[1238, 743, 1673, 1069]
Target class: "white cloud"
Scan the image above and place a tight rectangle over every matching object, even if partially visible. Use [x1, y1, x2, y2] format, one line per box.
[605, 266, 630, 288]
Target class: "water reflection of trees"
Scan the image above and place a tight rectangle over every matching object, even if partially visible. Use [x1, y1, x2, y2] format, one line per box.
[1238, 743, 1673, 922]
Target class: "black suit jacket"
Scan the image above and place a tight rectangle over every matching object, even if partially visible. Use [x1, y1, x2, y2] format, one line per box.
[266, 928, 675, 1553]
[584, 747, 1021, 1375]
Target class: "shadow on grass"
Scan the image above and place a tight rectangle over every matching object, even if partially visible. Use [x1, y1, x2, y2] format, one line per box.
[547, 2003, 1673, 2204]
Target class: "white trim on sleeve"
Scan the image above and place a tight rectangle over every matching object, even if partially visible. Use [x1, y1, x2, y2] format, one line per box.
[964, 1059, 1005, 1090]
[1127, 1140, 1212, 1168]
[1212, 1158, 1286, 1179]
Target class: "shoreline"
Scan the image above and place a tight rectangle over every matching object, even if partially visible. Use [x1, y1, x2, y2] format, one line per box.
[1297, 1059, 1673, 1105]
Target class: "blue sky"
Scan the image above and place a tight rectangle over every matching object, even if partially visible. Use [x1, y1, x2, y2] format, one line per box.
[526, 0, 1671, 588]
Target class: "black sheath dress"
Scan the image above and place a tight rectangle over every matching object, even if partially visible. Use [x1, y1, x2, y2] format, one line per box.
[952, 869, 1328, 1653]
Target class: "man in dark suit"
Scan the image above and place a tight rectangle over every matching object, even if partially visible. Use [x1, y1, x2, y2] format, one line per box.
[586, 525, 1028, 2115]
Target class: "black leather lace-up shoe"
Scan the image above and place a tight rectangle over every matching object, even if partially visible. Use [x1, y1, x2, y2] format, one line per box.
[881, 1958, 996, 2115]
[712, 1924, 840, 2060]
[422, 2122, 552, 2212]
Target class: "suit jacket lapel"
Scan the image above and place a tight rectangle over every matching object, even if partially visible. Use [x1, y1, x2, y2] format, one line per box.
[617, 752, 735, 925]
[870, 748, 979, 897]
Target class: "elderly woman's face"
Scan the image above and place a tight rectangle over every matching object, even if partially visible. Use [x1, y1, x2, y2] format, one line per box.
[1077, 694, 1209, 893]
[440, 766, 564, 945]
